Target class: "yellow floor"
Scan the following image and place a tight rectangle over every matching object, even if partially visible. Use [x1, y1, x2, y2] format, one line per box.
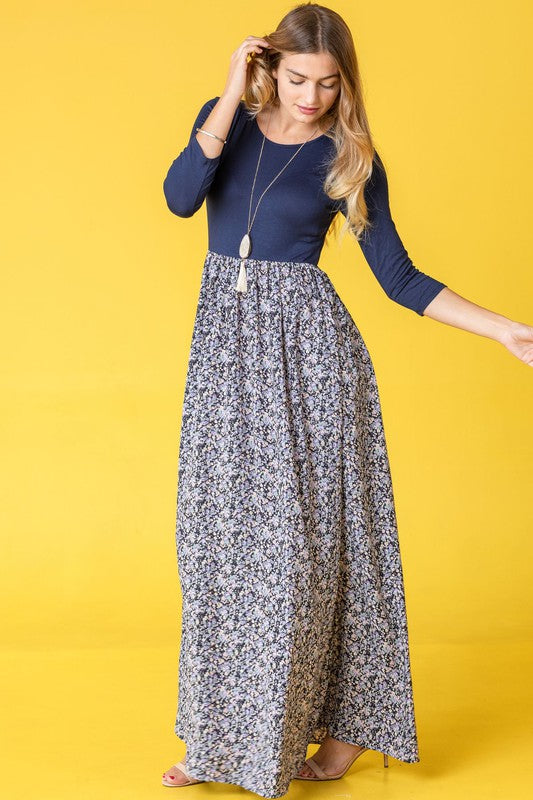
[1, 640, 531, 799]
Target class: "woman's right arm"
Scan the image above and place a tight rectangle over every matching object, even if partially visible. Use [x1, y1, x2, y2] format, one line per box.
[163, 35, 272, 218]
[163, 93, 240, 217]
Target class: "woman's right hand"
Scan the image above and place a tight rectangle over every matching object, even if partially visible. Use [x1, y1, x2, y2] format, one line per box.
[221, 36, 272, 102]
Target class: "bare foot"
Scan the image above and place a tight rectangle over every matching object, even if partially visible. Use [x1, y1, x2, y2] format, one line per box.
[162, 755, 194, 786]
[297, 735, 367, 778]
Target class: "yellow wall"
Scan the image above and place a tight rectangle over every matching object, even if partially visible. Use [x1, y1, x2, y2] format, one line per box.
[1, 0, 532, 653]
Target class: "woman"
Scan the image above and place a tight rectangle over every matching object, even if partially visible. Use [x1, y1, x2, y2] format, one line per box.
[161, 4, 532, 797]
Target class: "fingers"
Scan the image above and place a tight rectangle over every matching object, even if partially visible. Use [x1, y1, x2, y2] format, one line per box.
[244, 35, 271, 46]
[230, 37, 271, 64]
[239, 35, 271, 54]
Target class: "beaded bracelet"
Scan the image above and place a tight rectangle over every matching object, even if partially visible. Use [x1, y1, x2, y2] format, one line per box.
[195, 127, 227, 145]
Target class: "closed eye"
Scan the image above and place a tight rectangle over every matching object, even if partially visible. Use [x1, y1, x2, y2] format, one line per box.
[289, 79, 336, 90]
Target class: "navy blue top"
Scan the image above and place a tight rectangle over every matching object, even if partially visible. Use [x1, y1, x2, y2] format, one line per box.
[163, 96, 447, 315]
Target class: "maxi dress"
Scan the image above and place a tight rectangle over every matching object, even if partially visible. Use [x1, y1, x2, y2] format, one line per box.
[163, 96, 447, 799]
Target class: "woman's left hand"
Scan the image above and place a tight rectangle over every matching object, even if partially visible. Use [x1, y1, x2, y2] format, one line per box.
[499, 320, 533, 367]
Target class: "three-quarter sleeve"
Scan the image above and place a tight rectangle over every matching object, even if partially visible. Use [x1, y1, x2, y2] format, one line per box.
[340, 150, 447, 315]
[163, 96, 223, 218]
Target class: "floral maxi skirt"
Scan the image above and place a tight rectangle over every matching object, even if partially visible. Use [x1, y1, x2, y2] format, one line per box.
[173, 249, 420, 798]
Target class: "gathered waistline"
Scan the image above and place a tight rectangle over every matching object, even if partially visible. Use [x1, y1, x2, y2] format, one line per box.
[206, 248, 322, 271]
[205, 249, 327, 295]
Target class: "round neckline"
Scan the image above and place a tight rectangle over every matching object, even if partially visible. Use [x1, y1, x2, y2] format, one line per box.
[253, 115, 328, 147]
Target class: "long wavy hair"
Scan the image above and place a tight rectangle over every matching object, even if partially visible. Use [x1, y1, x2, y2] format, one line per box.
[243, 2, 379, 244]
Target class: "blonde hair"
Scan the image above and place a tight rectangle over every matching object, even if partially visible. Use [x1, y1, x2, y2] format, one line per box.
[243, 2, 378, 244]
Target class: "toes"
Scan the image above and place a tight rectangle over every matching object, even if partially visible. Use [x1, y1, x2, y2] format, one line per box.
[164, 768, 188, 785]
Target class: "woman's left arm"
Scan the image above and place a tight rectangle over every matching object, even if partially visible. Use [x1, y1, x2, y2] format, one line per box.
[422, 287, 533, 368]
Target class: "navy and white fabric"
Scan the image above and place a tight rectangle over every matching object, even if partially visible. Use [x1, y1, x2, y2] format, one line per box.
[163, 97, 444, 798]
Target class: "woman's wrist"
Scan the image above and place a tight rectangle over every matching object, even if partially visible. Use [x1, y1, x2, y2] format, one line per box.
[497, 317, 530, 346]
[478, 312, 520, 345]
[424, 289, 520, 344]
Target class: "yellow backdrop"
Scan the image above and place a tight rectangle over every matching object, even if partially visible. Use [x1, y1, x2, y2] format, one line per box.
[1, 2, 532, 799]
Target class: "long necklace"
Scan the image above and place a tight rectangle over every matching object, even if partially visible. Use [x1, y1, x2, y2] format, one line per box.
[236, 109, 320, 292]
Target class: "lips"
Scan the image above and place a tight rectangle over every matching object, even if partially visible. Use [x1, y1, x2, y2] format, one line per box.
[297, 105, 319, 112]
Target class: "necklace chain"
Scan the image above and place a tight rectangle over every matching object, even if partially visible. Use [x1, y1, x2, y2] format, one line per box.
[246, 110, 320, 234]
[235, 108, 320, 293]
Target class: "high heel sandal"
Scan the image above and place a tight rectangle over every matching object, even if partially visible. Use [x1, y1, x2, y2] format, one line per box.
[295, 747, 389, 781]
[162, 760, 206, 787]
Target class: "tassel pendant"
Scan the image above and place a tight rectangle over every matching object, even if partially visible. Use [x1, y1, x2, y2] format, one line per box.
[236, 259, 248, 293]
[237, 232, 251, 292]
[239, 233, 251, 258]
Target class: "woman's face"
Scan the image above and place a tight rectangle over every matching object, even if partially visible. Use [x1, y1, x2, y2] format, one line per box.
[272, 51, 341, 125]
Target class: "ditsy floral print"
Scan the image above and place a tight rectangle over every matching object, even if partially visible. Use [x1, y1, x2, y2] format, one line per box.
[173, 249, 420, 798]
